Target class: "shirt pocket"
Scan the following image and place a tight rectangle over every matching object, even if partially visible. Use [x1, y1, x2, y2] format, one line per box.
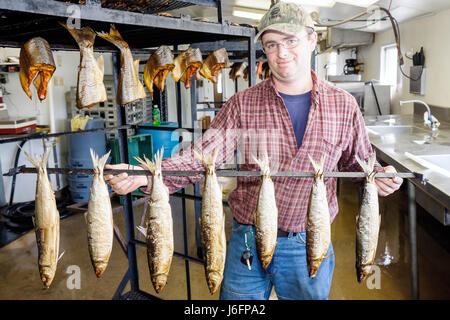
[321, 138, 342, 173]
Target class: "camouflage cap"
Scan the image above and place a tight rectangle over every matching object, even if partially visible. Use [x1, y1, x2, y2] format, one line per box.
[255, 2, 315, 43]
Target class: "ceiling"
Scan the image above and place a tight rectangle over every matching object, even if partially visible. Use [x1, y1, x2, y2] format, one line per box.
[169, 0, 450, 33]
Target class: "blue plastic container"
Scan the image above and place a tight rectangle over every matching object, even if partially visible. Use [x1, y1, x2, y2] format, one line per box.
[137, 122, 179, 159]
[67, 119, 107, 160]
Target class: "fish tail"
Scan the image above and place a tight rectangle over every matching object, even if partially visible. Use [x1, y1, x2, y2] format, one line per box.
[96, 25, 129, 51]
[134, 154, 156, 175]
[253, 152, 270, 176]
[59, 22, 96, 48]
[90, 148, 111, 176]
[23, 148, 51, 172]
[308, 154, 324, 176]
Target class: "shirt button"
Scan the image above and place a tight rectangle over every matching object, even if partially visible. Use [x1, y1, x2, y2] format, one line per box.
[285, 186, 289, 190]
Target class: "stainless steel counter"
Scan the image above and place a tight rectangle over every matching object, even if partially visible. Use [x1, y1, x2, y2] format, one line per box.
[364, 114, 450, 226]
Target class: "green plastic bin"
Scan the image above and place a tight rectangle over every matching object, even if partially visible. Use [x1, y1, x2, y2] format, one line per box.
[109, 134, 153, 166]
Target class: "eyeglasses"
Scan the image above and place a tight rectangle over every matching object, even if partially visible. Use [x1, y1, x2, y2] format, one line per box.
[262, 38, 300, 54]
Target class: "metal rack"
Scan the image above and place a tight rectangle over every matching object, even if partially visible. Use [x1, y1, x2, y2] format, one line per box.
[0, 0, 256, 300]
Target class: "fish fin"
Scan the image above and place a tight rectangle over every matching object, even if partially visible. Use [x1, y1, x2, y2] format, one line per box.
[308, 154, 323, 175]
[23, 150, 40, 168]
[154, 148, 164, 170]
[355, 154, 370, 173]
[98, 150, 111, 176]
[134, 155, 155, 175]
[323, 253, 334, 259]
[31, 216, 36, 228]
[136, 226, 147, 238]
[134, 59, 140, 76]
[59, 22, 96, 48]
[193, 149, 205, 167]
[57, 250, 65, 262]
[96, 55, 105, 75]
[84, 211, 88, 224]
[210, 147, 219, 166]
[96, 25, 129, 51]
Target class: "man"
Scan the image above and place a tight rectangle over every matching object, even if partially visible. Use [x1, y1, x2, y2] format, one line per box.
[105, 2, 403, 300]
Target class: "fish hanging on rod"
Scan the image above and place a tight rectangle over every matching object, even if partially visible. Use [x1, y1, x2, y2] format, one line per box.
[199, 48, 230, 83]
[144, 45, 175, 97]
[194, 148, 227, 294]
[60, 23, 107, 109]
[23, 148, 62, 288]
[97, 24, 146, 105]
[253, 153, 278, 270]
[19, 37, 56, 101]
[229, 61, 248, 81]
[172, 47, 203, 89]
[135, 148, 174, 294]
[355, 152, 381, 283]
[306, 154, 331, 278]
[86, 149, 113, 278]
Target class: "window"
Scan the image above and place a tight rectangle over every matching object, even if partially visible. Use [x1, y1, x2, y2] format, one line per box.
[380, 44, 398, 90]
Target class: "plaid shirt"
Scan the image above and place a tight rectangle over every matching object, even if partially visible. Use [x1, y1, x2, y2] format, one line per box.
[142, 70, 381, 232]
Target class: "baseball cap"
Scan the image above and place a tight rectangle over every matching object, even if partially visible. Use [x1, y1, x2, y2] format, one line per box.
[255, 2, 315, 43]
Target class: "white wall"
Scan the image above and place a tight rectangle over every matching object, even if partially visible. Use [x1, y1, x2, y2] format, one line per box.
[359, 8, 450, 114]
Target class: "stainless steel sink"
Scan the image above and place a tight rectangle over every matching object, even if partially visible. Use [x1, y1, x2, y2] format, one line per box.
[405, 152, 450, 177]
[366, 125, 413, 135]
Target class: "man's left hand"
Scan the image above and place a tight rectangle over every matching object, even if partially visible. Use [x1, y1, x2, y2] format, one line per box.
[375, 165, 403, 197]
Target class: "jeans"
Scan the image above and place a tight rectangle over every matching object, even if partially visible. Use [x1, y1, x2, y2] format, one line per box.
[219, 219, 335, 300]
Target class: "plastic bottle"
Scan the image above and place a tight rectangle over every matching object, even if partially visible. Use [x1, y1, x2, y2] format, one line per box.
[152, 104, 160, 125]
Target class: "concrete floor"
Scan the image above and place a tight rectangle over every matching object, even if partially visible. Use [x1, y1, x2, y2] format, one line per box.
[0, 179, 449, 300]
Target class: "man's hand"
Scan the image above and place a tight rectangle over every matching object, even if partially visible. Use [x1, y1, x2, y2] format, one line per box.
[375, 165, 403, 197]
[104, 163, 148, 195]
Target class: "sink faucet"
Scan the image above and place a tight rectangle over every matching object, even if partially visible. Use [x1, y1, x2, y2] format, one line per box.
[399, 99, 440, 130]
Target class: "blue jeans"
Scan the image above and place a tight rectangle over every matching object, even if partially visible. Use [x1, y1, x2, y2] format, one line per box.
[220, 219, 335, 300]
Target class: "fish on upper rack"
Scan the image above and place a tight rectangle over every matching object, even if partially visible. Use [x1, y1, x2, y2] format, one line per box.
[253, 153, 278, 270]
[228, 61, 248, 81]
[172, 47, 203, 89]
[135, 148, 174, 294]
[19, 37, 56, 101]
[355, 152, 380, 283]
[199, 48, 230, 83]
[97, 24, 146, 105]
[144, 45, 175, 97]
[60, 23, 107, 109]
[306, 154, 331, 279]
[194, 148, 227, 295]
[24, 148, 61, 288]
[86, 149, 113, 278]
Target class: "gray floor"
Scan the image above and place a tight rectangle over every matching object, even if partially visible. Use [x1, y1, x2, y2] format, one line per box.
[0, 179, 449, 300]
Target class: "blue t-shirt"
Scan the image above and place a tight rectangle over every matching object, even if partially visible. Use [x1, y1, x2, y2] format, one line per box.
[279, 91, 312, 148]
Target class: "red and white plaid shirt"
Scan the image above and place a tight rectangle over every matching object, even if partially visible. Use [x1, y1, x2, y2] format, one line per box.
[142, 70, 382, 232]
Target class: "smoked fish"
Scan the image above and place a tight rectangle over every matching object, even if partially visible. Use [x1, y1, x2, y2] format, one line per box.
[228, 61, 247, 81]
[355, 152, 380, 283]
[19, 37, 56, 101]
[135, 149, 174, 293]
[97, 25, 146, 105]
[253, 153, 278, 270]
[24, 148, 60, 288]
[194, 148, 226, 294]
[86, 149, 113, 278]
[199, 48, 230, 83]
[60, 23, 107, 109]
[172, 47, 203, 89]
[306, 154, 331, 278]
[144, 45, 175, 97]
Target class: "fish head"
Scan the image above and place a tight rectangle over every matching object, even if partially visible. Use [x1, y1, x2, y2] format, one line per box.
[40, 267, 56, 288]
[207, 271, 222, 294]
[357, 265, 372, 283]
[95, 262, 108, 278]
[152, 274, 168, 293]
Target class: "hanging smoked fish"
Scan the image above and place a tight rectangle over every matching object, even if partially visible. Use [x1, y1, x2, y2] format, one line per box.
[19, 37, 56, 101]
[355, 152, 381, 283]
[97, 25, 146, 105]
[199, 48, 230, 83]
[172, 47, 203, 89]
[60, 23, 107, 109]
[143, 45, 174, 97]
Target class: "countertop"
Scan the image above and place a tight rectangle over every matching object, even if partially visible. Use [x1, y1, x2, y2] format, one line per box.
[364, 114, 450, 221]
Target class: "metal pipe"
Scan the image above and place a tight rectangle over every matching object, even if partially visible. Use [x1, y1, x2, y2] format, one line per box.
[408, 180, 419, 300]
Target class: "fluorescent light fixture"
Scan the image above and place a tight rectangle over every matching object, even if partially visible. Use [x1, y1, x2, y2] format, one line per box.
[232, 9, 264, 20]
[336, 0, 379, 8]
[289, 0, 336, 7]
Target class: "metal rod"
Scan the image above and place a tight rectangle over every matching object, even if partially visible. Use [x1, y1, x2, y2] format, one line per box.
[0, 125, 132, 144]
[7, 167, 418, 179]
[408, 180, 419, 300]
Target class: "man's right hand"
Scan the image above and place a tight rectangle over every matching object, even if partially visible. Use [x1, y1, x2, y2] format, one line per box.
[104, 163, 148, 195]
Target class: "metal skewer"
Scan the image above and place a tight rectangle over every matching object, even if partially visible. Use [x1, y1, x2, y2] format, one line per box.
[4, 165, 418, 179]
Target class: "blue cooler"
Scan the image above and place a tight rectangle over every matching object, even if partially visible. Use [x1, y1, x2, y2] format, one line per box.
[137, 122, 180, 159]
